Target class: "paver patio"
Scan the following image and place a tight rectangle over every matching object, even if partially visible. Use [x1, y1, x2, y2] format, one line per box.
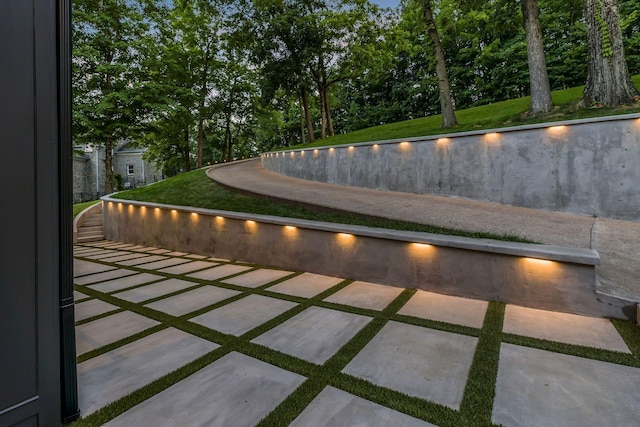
[72, 241, 640, 427]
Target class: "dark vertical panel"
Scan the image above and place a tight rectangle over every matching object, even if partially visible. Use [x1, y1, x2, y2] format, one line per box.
[0, 0, 38, 410]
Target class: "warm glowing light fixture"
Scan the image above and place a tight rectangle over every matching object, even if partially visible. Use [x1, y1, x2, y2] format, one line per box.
[437, 138, 450, 145]
[285, 226, 297, 230]
[399, 141, 410, 148]
[411, 243, 432, 249]
[338, 233, 354, 238]
[524, 257, 553, 266]
[348, 146, 355, 151]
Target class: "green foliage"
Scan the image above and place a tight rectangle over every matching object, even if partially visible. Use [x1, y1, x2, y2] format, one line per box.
[72, 200, 101, 219]
[113, 173, 125, 191]
[594, 0, 613, 57]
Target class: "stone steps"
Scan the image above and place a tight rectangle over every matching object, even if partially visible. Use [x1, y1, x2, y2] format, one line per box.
[77, 212, 104, 242]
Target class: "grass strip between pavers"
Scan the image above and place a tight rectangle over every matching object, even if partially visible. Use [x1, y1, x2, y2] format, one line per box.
[72, 246, 640, 427]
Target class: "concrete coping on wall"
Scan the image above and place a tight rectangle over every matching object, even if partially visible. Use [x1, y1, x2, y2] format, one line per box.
[101, 196, 599, 266]
[264, 112, 640, 154]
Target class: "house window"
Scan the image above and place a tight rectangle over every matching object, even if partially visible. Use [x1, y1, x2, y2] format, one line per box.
[127, 164, 134, 175]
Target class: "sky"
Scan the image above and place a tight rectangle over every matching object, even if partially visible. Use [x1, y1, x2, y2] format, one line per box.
[370, 0, 400, 8]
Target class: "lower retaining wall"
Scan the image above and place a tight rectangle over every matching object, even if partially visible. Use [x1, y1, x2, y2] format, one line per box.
[261, 114, 640, 221]
[102, 198, 635, 321]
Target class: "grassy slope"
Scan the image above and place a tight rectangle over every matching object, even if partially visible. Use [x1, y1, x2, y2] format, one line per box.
[73, 200, 101, 219]
[296, 75, 640, 149]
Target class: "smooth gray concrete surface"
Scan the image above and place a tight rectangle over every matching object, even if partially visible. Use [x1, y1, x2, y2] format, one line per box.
[74, 299, 119, 322]
[94, 252, 150, 263]
[74, 259, 116, 277]
[222, 268, 295, 288]
[74, 290, 89, 302]
[262, 115, 640, 221]
[190, 294, 298, 336]
[74, 268, 137, 285]
[493, 343, 640, 427]
[144, 285, 240, 317]
[252, 307, 371, 364]
[133, 257, 191, 270]
[116, 255, 168, 266]
[78, 328, 218, 416]
[103, 352, 306, 427]
[343, 321, 478, 410]
[267, 273, 344, 298]
[503, 305, 630, 353]
[398, 290, 489, 329]
[87, 272, 164, 293]
[113, 279, 199, 304]
[323, 281, 404, 311]
[75, 311, 160, 355]
[290, 386, 436, 427]
[206, 158, 640, 307]
[187, 264, 253, 281]
[78, 250, 122, 259]
[158, 260, 219, 274]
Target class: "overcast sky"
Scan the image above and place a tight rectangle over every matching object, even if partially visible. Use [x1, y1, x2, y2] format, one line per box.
[370, 0, 400, 8]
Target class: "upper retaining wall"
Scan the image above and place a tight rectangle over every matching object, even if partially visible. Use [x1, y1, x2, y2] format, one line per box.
[261, 114, 640, 221]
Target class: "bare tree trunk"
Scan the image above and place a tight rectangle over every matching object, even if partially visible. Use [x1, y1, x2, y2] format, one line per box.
[183, 129, 191, 172]
[583, 0, 639, 106]
[324, 86, 335, 137]
[318, 81, 327, 139]
[301, 86, 315, 143]
[105, 135, 114, 193]
[197, 116, 204, 168]
[299, 94, 306, 144]
[421, 0, 457, 128]
[522, 0, 553, 114]
[197, 42, 211, 169]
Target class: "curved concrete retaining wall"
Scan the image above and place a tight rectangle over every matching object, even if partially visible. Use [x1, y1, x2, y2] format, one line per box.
[102, 197, 635, 321]
[261, 114, 640, 221]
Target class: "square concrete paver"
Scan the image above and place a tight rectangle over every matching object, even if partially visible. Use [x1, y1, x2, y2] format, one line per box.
[81, 250, 126, 260]
[87, 273, 164, 293]
[324, 281, 404, 311]
[113, 279, 199, 303]
[146, 248, 172, 254]
[222, 268, 295, 289]
[78, 327, 218, 416]
[103, 352, 305, 427]
[95, 252, 151, 263]
[74, 268, 137, 286]
[187, 264, 253, 281]
[290, 386, 436, 427]
[144, 286, 240, 317]
[75, 299, 119, 322]
[493, 343, 640, 427]
[76, 311, 160, 355]
[342, 321, 478, 410]
[133, 257, 191, 270]
[503, 305, 630, 353]
[398, 290, 488, 329]
[185, 253, 208, 259]
[74, 290, 90, 302]
[74, 259, 116, 277]
[158, 261, 219, 275]
[266, 273, 344, 298]
[252, 307, 371, 364]
[190, 294, 298, 336]
[116, 255, 169, 266]
[165, 251, 188, 256]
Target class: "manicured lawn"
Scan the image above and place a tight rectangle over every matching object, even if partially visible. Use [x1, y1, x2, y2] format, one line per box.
[115, 169, 533, 243]
[294, 75, 640, 149]
[73, 200, 101, 219]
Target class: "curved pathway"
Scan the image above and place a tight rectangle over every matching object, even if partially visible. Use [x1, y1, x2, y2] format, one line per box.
[207, 159, 640, 302]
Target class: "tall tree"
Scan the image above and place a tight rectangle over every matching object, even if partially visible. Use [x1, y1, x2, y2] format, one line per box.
[522, 0, 553, 114]
[73, 0, 146, 193]
[420, 0, 457, 128]
[583, 0, 639, 106]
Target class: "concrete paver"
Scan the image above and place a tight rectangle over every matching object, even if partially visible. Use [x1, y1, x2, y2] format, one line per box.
[116, 255, 168, 266]
[133, 257, 191, 270]
[290, 386, 436, 427]
[74, 268, 137, 286]
[87, 273, 164, 293]
[493, 343, 640, 427]
[187, 264, 253, 281]
[75, 311, 160, 355]
[221, 268, 295, 288]
[190, 294, 297, 336]
[267, 272, 344, 298]
[74, 290, 90, 302]
[80, 250, 126, 260]
[144, 285, 240, 317]
[103, 352, 306, 427]
[158, 260, 219, 275]
[398, 290, 489, 329]
[503, 305, 630, 353]
[185, 254, 208, 259]
[113, 278, 199, 304]
[324, 281, 404, 311]
[74, 259, 116, 277]
[78, 328, 218, 416]
[342, 321, 478, 410]
[252, 307, 371, 364]
[94, 252, 150, 263]
[75, 299, 119, 322]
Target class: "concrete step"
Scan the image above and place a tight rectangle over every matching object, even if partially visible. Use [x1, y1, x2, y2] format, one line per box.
[77, 235, 104, 243]
[80, 226, 103, 234]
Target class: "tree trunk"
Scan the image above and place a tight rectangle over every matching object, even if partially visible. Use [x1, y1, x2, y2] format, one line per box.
[324, 86, 335, 137]
[318, 80, 327, 139]
[522, 0, 553, 114]
[421, 0, 457, 128]
[299, 94, 306, 144]
[301, 86, 315, 143]
[183, 129, 191, 172]
[105, 135, 114, 193]
[583, 0, 639, 106]
[197, 115, 204, 168]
